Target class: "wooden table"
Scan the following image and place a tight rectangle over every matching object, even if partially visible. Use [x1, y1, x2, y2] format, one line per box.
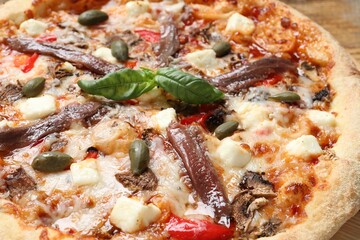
[284, 1, 360, 239]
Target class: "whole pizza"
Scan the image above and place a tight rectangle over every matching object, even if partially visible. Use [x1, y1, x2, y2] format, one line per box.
[0, 0, 359, 239]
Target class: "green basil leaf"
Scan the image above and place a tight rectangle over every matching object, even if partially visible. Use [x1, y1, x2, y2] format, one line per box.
[154, 68, 224, 104]
[78, 69, 156, 101]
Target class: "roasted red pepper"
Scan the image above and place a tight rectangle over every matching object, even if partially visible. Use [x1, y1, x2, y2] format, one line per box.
[85, 147, 99, 159]
[166, 215, 233, 240]
[135, 29, 161, 43]
[16, 53, 39, 73]
[255, 74, 283, 86]
[36, 34, 57, 43]
[180, 113, 210, 130]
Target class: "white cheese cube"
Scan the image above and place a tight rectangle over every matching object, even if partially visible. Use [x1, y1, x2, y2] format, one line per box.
[153, 108, 177, 132]
[61, 62, 76, 73]
[110, 197, 161, 233]
[307, 110, 336, 128]
[18, 95, 56, 120]
[286, 135, 323, 158]
[126, 1, 150, 17]
[164, 2, 185, 14]
[217, 138, 252, 168]
[185, 49, 218, 73]
[225, 13, 255, 35]
[137, 87, 162, 102]
[20, 19, 48, 36]
[92, 47, 118, 64]
[231, 101, 270, 130]
[70, 158, 100, 186]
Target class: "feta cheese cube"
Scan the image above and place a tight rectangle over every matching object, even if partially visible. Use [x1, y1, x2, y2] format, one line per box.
[126, 1, 150, 17]
[217, 138, 252, 168]
[18, 95, 56, 120]
[92, 47, 118, 64]
[286, 135, 323, 158]
[230, 101, 270, 130]
[153, 108, 177, 132]
[110, 197, 161, 233]
[20, 19, 48, 36]
[61, 62, 76, 73]
[70, 158, 100, 186]
[185, 49, 218, 73]
[307, 110, 336, 128]
[225, 13, 255, 35]
[164, 2, 185, 14]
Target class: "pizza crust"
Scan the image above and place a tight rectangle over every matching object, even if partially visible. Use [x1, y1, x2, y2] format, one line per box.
[0, 0, 359, 239]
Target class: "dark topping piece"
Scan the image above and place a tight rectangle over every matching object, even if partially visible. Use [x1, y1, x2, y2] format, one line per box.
[111, 40, 129, 62]
[4, 167, 36, 200]
[22, 77, 45, 97]
[129, 140, 150, 175]
[167, 123, 232, 225]
[257, 220, 281, 237]
[78, 10, 109, 26]
[31, 151, 73, 172]
[214, 121, 239, 140]
[115, 169, 158, 192]
[156, 18, 180, 66]
[205, 108, 226, 132]
[313, 87, 330, 102]
[209, 57, 297, 93]
[212, 41, 231, 58]
[0, 84, 22, 103]
[0, 102, 100, 152]
[4, 38, 120, 75]
[240, 171, 276, 197]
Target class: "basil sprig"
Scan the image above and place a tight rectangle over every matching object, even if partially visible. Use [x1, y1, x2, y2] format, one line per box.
[78, 68, 224, 104]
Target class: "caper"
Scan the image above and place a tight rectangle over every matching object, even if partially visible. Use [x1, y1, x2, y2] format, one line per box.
[22, 77, 45, 97]
[31, 152, 73, 172]
[78, 10, 109, 26]
[268, 92, 301, 103]
[212, 41, 231, 58]
[129, 140, 150, 175]
[214, 121, 239, 140]
[111, 40, 129, 62]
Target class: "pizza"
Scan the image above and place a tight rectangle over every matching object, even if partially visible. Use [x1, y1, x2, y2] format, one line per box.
[0, 0, 359, 239]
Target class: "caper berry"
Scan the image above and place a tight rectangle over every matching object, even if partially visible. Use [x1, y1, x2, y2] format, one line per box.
[22, 77, 45, 98]
[129, 140, 150, 175]
[111, 40, 129, 62]
[31, 151, 73, 172]
[214, 121, 239, 140]
[268, 92, 301, 103]
[212, 41, 231, 58]
[78, 10, 109, 26]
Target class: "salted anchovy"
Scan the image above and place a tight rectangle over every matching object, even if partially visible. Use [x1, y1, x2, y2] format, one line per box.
[167, 123, 232, 225]
[156, 17, 180, 67]
[5, 38, 120, 75]
[0, 102, 101, 152]
[209, 57, 298, 93]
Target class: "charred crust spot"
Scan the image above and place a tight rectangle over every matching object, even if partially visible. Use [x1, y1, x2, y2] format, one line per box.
[313, 87, 330, 102]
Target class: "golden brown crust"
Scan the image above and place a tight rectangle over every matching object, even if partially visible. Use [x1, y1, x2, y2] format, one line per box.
[0, 0, 359, 239]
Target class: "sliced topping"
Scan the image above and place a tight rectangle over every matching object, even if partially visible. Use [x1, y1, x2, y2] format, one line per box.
[212, 41, 231, 58]
[70, 158, 100, 186]
[78, 10, 109, 26]
[129, 140, 150, 175]
[21, 77, 45, 98]
[115, 169, 158, 192]
[268, 92, 301, 103]
[185, 49, 219, 74]
[225, 13, 255, 35]
[240, 171, 276, 198]
[19, 19, 48, 36]
[111, 40, 129, 62]
[306, 110, 336, 128]
[217, 138, 251, 168]
[92, 47, 118, 64]
[285, 135, 323, 158]
[5, 38, 120, 75]
[0, 102, 100, 152]
[152, 108, 177, 132]
[214, 121, 239, 140]
[125, 1, 150, 17]
[232, 192, 256, 232]
[0, 84, 22, 103]
[110, 197, 161, 233]
[4, 167, 36, 200]
[167, 123, 231, 225]
[18, 94, 56, 120]
[209, 57, 297, 93]
[156, 19, 180, 66]
[31, 151, 73, 172]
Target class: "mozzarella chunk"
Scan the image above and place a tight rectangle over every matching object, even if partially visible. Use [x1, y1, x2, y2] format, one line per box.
[70, 158, 100, 186]
[230, 101, 270, 130]
[61, 62, 76, 73]
[18, 95, 56, 120]
[126, 1, 150, 17]
[110, 197, 161, 233]
[286, 135, 323, 158]
[307, 110, 336, 128]
[217, 138, 252, 168]
[164, 2, 185, 14]
[20, 19, 48, 36]
[185, 49, 218, 73]
[92, 47, 118, 64]
[153, 108, 177, 132]
[137, 87, 162, 102]
[225, 13, 255, 35]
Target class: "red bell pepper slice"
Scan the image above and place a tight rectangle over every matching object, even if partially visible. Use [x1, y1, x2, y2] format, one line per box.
[19, 53, 39, 73]
[180, 113, 210, 130]
[36, 34, 57, 43]
[85, 147, 99, 159]
[255, 74, 283, 86]
[135, 29, 160, 43]
[125, 60, 137, 69]
[166, 215, 233, 240]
